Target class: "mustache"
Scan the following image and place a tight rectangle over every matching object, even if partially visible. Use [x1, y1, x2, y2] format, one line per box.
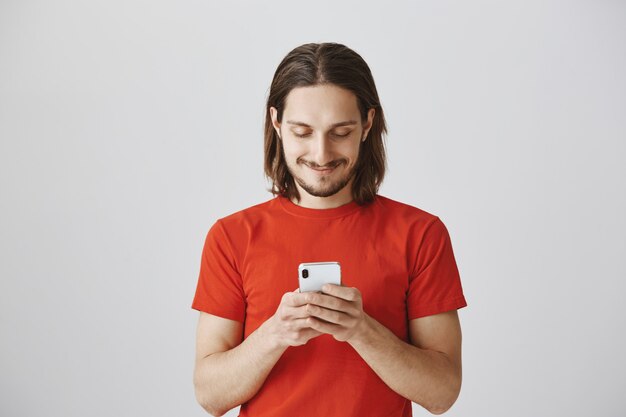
[298, 159, 345, 169]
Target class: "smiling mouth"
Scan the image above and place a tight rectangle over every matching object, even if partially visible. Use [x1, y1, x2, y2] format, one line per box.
[306, 164, 339, 175]
[304, 160, 341, 169]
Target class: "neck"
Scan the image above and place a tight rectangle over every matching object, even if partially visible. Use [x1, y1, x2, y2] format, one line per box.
[291, 185, 354, 209]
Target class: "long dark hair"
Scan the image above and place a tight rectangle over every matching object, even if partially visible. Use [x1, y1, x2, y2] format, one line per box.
[264, 42, 387, 205]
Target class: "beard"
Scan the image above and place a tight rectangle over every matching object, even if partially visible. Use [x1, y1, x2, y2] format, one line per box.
[288, 157, 358, 198]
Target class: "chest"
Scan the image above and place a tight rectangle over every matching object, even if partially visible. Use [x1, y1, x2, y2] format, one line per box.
[240, 219, 411, 339]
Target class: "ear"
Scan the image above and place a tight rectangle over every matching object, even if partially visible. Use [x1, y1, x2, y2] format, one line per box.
[270, 107, 282, 139]
[362, 108, 375, 141]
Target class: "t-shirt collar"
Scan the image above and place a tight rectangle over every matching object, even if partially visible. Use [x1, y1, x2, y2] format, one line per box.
[277, 195, 362, 219]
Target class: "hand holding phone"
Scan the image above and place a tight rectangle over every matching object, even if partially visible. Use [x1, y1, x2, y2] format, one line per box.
[298, 262, 341, 293]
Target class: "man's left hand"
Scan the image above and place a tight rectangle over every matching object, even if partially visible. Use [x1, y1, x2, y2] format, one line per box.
[301, 284, 369, 343]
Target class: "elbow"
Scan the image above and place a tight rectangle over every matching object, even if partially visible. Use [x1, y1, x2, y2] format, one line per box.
[416, 396, 457, 415]
[424, 374, 462, 415]
[204, 406, 227, 417]
[194, 375, 228, 417]
[426, 395, 458, 415]
[195, 390, 227, 417]
[428, 404, 453, 415]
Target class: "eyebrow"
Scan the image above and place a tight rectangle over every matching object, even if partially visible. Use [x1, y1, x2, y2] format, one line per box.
[285, 120, 358, 128]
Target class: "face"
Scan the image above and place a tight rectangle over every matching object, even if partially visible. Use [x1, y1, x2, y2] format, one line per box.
[270, 84, 374, 201]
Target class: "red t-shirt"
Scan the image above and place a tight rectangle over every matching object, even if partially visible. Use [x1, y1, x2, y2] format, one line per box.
[192, 194, 467, 416]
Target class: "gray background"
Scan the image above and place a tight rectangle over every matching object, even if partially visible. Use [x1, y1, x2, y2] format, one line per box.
[1, 0, 624, 416]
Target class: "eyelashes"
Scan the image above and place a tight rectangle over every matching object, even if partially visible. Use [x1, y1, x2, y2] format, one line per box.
[293, 132, 351, 138]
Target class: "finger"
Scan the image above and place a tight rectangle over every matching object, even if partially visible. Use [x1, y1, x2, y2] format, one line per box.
[305, 304, 350, 325]
[282, 291, 311, 308]
[306, 316, 341, 335]
[285, 305, 317, 320]
[321, 284, 360, 302]
[289, 317, 319, 329]
[302, 291, 349, 312]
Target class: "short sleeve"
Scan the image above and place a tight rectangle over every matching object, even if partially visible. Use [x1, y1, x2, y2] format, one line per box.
[191, 220, 246, 322]
[407, 217, 467, 320]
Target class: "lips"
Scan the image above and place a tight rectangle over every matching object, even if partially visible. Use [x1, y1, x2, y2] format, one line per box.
[306, 164, 338, 175]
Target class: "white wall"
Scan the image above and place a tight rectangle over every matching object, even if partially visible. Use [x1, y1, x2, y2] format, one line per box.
[1, 0, 624, 416]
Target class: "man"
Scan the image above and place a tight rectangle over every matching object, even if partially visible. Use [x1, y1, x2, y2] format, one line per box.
[192, 42, 467, 417]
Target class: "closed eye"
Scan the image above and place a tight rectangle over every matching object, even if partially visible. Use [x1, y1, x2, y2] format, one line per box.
[293, 132, 352, 138]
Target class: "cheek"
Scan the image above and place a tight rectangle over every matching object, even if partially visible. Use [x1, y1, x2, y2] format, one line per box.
[340, 143, 361, 161]
[282, 141, 306, 158]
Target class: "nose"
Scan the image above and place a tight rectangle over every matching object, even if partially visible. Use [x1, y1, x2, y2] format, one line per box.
[310, 134, 334, 166]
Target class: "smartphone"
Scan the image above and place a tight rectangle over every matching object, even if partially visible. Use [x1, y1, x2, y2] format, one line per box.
[298, 261, 341, 293]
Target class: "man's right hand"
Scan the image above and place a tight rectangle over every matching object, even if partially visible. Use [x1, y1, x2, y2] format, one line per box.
[194, 289, 323, 416]
[264, 288, 323, 347]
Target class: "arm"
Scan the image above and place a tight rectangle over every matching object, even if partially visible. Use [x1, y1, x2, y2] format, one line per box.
[349, 310, 463, 415]
[193, 291, 323, 416]
[303, 285, 463, 415]
[193, 313, 283, 416]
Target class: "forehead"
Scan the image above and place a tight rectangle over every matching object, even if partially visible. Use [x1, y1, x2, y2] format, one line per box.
[283, 84, 360, 126]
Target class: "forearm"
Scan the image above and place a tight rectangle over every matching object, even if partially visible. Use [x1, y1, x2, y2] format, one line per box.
[194, 319, 286, 416]
[348, 315, 461, 415]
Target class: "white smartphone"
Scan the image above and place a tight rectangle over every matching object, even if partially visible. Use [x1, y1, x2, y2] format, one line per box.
[298, 261, 341, 293]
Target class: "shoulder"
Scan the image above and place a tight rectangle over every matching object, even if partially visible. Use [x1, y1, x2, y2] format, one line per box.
[213, 196, 282, 233]
[203, 197, 281, 256]
[372, 195, 440, 226]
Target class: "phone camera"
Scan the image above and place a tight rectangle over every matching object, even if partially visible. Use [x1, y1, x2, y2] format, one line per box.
[302, 269, 309, 279]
